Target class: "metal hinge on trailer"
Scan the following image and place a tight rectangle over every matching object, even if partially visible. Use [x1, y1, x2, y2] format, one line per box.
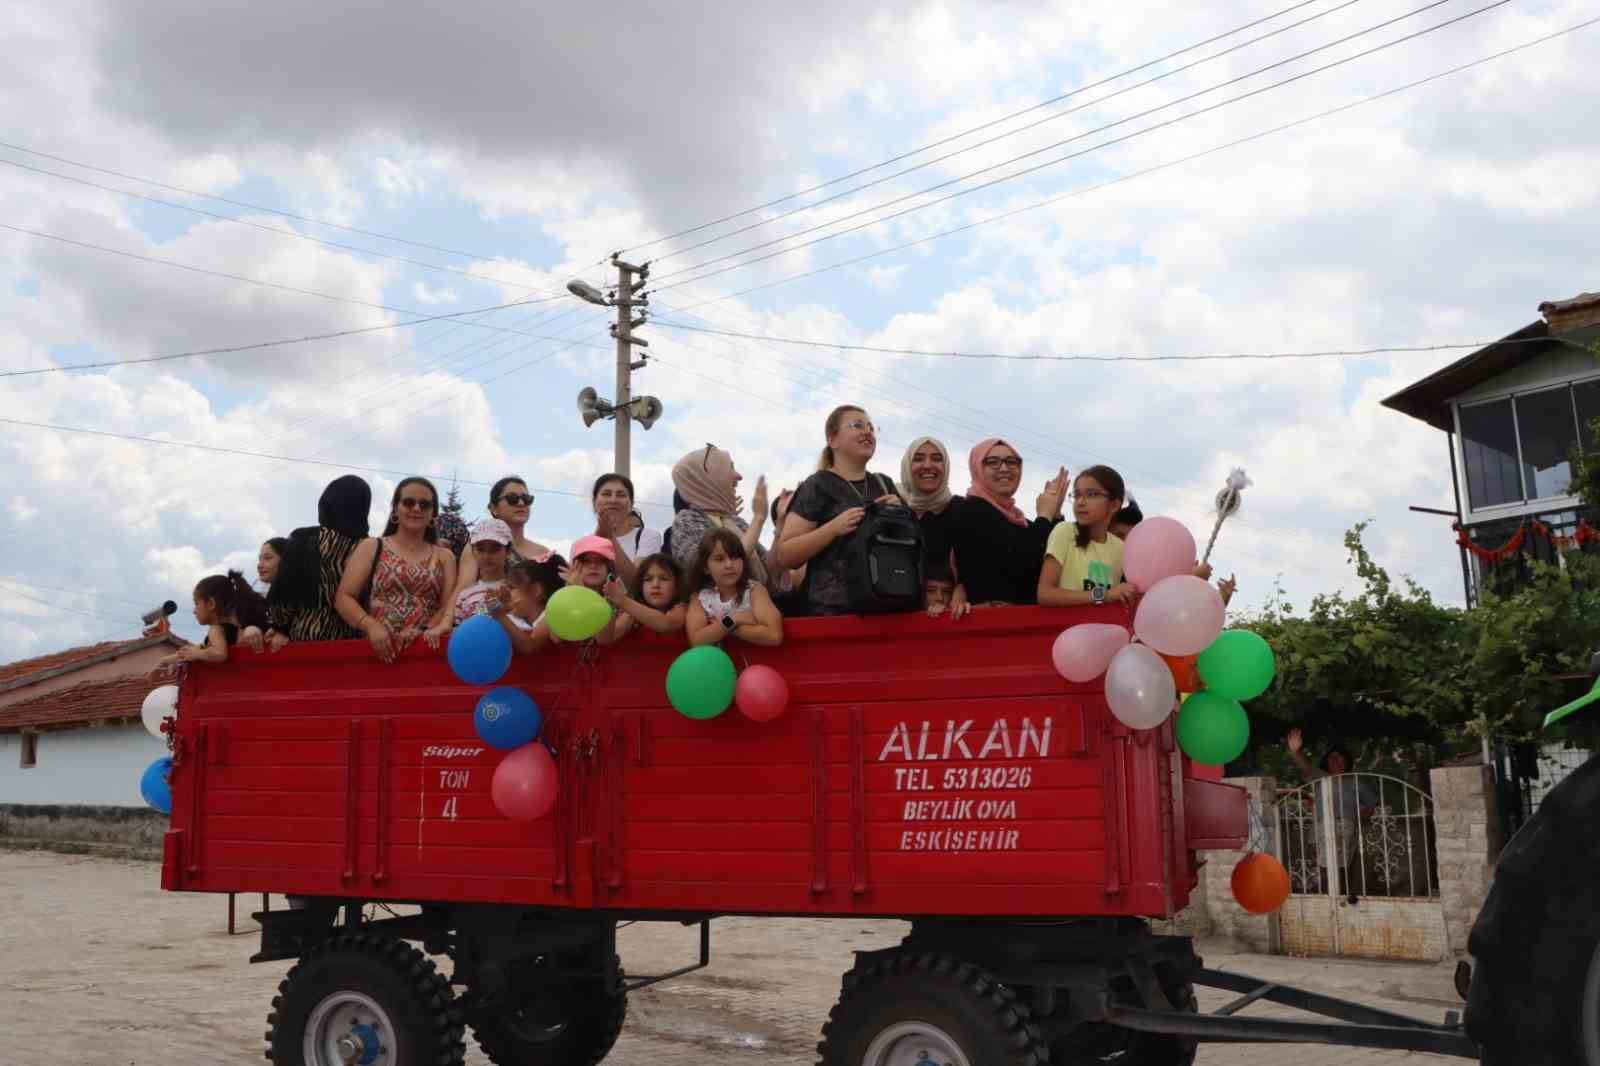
[622, 919, 711, 992]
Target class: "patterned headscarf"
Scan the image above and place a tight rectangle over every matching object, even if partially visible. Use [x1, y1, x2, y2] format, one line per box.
[899, 436, 954, 517]
[966, 438, 1028, 528]
[671, 445, 740, 516]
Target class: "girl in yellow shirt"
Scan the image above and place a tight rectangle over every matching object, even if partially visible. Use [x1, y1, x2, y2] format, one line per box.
[1037, 466, 1140, 608]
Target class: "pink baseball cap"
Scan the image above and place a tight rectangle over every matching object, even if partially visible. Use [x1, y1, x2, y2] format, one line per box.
[570, 535, 616, 562]
[470, 518, 513, 546]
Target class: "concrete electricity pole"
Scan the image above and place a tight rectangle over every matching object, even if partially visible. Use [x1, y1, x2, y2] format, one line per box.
[568, 254, 660, 477]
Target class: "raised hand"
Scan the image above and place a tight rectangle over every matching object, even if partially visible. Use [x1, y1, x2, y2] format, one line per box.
[1287, 727, 1304, 754]
[1037, 467, 1068, 520]
[751, 476, 769, 522]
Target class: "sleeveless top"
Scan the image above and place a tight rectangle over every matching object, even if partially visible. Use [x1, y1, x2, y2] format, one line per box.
[370, 540, 446, 639]
[697, 585, 753, 619]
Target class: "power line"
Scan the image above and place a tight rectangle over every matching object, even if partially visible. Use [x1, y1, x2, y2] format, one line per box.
[652, 321, 1566, 364]
[649, 0, 1370, 267]
[0, 577, 150, 607]
[664, 16, 1597, 312]
[616, 0, 1335, 257]
[0, 581, 127, 622]
[652, 0, 1504, 292]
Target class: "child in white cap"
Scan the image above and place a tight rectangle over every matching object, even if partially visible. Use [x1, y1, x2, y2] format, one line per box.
[453, 518, 515, 623]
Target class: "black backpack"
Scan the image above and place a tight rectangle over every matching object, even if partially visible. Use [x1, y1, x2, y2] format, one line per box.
[843, 479, 925, 613]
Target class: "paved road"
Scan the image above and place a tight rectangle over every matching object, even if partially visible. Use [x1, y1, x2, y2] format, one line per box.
[0, 851, 1465, 1064]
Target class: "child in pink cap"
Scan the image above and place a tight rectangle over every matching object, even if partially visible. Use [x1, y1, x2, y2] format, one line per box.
[452, 518, 515, 623]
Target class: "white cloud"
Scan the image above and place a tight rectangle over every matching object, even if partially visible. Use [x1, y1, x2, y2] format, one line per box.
[412, 282, 458, 306]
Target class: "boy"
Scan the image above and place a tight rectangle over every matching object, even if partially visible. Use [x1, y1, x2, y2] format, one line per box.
[925, 561, 956, 616]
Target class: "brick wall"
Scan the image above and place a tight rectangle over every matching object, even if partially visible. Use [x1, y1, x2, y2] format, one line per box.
[1429, 764, 1503, 958]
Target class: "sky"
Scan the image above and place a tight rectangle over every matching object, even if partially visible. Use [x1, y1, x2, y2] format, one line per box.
[0, 0, 1596, 659]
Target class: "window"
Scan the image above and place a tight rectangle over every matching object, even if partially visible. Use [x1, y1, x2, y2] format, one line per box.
[1576, 379, 1600, 452]
[20, 731, 37, 769]
[1460, 398, 1522, 509]
[1516, 387, 1579, 500]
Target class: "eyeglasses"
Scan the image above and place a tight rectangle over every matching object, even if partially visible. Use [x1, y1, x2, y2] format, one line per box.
[1069, 489, 1111, 501]
[398, 496, 435, 511]
[703, 443, 716, 471]
[496, 493, 534, 506]
[981, 456, 1023, 470]
[842, 418, 876, 433]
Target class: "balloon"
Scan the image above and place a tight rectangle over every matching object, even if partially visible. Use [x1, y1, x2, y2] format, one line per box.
[491, 743, 559, 821]
[1232, 852, 1291, 914]
[140, 756, 173, 815]
[1123, 516, 1198, 591]
[545, 586, 612, 642]
[666, 646, 737, 719]
[1133, 575, 1225, 657]
[1159, 652, 1200, 693]
[141, 685, 179, 739]
[1051, 624, 1130, 683]
[735, 665, 789, 722]
[1197, 629, 1277, 701]
[474, 687, 543, 750]
[447, 614, 513, 686]
[1104, 643, 1176, 730]
[1176, 690, 1250, 765]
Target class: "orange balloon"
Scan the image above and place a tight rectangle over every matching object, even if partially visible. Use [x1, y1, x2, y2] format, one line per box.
[1160, 652, 1201, 692]
[1231, 852, 1291, 914]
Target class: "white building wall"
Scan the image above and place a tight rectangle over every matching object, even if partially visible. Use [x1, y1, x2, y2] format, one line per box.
[0, 725, 168, 806]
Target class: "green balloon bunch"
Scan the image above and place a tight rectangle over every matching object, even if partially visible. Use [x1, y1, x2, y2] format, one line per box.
[1177, 629, 1277, 766]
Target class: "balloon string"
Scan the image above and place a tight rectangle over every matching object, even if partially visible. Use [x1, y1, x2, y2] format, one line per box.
[1201, 488, 1237, 565]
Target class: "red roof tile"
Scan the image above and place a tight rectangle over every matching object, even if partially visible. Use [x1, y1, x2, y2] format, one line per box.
[0, 633, 184, 691]
[0, 674, 156, 731]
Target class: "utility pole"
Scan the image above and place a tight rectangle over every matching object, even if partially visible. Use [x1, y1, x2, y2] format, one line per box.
[569, 256, 660, 477]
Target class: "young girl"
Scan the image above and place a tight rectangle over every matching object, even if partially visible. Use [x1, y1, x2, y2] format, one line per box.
[453, 519, 514, 623]
[603, 552, 687, 637]
[686, 529, 783, 647]
[491, 554, 567, 654]
[160, 571, 265, 666]
[1037, 466, 1140, 608]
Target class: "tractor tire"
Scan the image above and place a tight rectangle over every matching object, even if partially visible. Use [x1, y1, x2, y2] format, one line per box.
[465, 958, 628, 1066]
[1465, 753, 1600, 1066]
[265, 933, 465, 1066]
[816, 951, 1049, 1066]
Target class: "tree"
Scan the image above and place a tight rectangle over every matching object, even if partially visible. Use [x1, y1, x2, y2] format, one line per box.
[442, 476, 464, 522]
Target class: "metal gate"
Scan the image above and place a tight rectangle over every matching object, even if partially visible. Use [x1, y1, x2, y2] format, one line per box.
[1271, 773, 1446, 962]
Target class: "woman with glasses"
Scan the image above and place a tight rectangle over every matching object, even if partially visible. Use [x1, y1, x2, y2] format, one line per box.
[1037, 465, 1139, 608]
[336, 477, 458, 663]
[451, 476, 549, 602]
[946, 439, 1067, 608]
[669, 444, 773, 588]
[775, 404, 903, 616]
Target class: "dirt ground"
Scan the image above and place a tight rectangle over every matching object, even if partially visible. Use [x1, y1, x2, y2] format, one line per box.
[0, 850, 1468, 1064]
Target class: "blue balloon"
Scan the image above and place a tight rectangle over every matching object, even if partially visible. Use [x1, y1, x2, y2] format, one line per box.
[474, 687, 543, 750]
[447, 614, 513, 686]
[140, 756, 173, 815]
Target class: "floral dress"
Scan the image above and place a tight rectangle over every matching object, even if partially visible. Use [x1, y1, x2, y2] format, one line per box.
[369, 540, 446, 648]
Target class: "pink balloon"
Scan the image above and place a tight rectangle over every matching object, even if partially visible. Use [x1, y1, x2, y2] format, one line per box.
[1133, 575, 1226, 657]
[1052, 624, 1131, 683]
[1123, 516, 1198, 591]
[1104, 643, 1176, 730]
[735, 665, 790, 722]
[491, 743, 558, 822]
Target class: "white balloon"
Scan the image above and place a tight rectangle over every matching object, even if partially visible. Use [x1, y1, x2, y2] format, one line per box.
[141, 685, 179, 739]
[1104, 644, 1176, 730]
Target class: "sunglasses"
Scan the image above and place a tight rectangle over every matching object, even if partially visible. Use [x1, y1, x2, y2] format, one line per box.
[497, 493, 534, 506]
[397, 496, 436, 511]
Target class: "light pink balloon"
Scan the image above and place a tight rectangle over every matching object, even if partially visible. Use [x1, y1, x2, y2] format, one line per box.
[1104, 643, 1177, 730]
[1052, 624, 1131, 683]
[735, 665, 790, 722]
[1133, 575, 1226, 657]
[1123, 516, 1198, 591]
[491, 743, 558, 822]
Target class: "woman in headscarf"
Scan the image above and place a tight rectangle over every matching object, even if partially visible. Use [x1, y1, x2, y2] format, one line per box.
[945, 439, 1067, 607]
[266, 475, 373, 647]
[899, 436, 964, 572]
[668, 444, 773, 590]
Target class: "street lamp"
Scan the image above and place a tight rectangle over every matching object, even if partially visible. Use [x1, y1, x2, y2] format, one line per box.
[568, 256, 653, 476]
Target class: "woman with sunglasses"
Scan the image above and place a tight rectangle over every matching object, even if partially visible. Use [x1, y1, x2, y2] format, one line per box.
[775, 404, 904, 616]
[668, 444, 773, 589]
[946, 438, 1067, 609]
[336, 477, 458, 663]
[451, 476, 549, 603]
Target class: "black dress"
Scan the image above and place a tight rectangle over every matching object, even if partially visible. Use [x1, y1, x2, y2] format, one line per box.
[917, 496, 964, 575]
[947, 499, 1061, 605]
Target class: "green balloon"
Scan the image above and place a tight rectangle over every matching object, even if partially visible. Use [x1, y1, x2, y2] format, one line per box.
[666, 646, 737, 719]
[1196, 629, 1276, 700]
[546, 586, 611, 641]
[1176, 690, 1251, 765]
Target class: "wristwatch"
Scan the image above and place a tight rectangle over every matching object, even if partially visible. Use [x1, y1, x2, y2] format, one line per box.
[1092, 585, 1106, 606]
[720, 614, 737, 631]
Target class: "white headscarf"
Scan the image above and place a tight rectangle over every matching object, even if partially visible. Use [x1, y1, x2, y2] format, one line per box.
[899, 436, 954, 517]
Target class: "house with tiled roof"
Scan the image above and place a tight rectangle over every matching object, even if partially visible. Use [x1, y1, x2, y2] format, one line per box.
[0, 632, 185, 806]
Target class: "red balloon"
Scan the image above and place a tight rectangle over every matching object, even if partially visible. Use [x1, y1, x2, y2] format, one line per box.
[735, 665, 789, 722]
[1231, 851, 1291, 914]
[491, 743, 558, 822]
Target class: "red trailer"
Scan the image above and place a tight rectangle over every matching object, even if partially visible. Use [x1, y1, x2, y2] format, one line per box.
[160, 606, 1477, 1065]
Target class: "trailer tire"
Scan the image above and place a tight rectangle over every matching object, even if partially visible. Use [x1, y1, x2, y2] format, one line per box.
[816, 951, 1049, 1066]
[466, 957, 627, 1066]
[264, 933, 465, 1066]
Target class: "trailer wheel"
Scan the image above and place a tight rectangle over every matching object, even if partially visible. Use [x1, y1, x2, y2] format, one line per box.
[466, 956, 627, 1066]
[816, 952, 1049, 1066]
[264, 933, 465, 1066]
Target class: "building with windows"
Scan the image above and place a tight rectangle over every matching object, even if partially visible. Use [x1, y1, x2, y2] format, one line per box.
[1383, 291, 1600, 604]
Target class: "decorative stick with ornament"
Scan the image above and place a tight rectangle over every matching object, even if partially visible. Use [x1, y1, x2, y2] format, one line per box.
[1202, 467, 1252, 564]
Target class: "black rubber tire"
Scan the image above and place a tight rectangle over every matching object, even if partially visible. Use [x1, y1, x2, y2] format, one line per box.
[265, 933, 465, 1066]
[466, 958, 628, 1066]
[1584, 939, 1600, 1066]
[816, 951, 1049, 1066]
